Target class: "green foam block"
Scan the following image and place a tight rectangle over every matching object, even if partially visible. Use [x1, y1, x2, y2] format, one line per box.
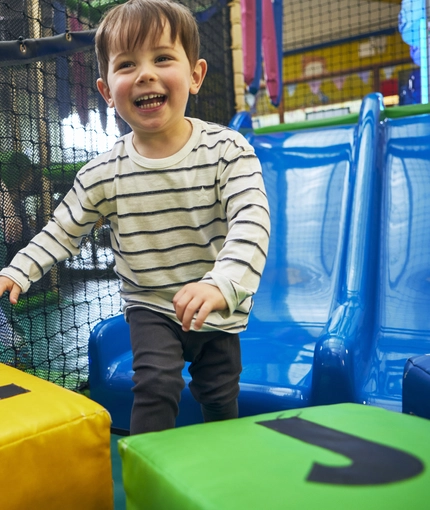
[119, 403, 430, 510]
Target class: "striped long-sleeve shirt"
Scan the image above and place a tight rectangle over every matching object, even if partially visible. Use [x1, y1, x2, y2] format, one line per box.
[0, 118, 270, 333]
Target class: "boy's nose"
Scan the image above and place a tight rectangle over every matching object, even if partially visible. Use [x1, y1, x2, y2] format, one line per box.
[136, 65, 157, 83]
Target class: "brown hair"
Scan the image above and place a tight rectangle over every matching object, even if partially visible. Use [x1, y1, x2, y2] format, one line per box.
[95, 0, 200, 83]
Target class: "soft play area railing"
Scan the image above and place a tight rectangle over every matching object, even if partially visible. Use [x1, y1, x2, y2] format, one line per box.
[88, 93, 430, 434]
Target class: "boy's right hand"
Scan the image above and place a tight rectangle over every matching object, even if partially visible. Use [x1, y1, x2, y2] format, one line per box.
[0, 276, 22, 304]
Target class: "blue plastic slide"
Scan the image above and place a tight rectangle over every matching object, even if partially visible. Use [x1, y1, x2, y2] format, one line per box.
[358, 108, 430, 410]
[238, 94, 381, 416]
[313, 99, 430, 413]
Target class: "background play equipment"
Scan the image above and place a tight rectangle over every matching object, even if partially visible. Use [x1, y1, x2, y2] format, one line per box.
[398, 0, 428, 102]
[399, 0, 426, 49]
[240, 0, 261, 94]
[261, 0, 283, 106]
[88, 94, 381, 432]
[403, 354, 430, 419]
[0, 362, 113, 510]
[240, 0, 283, 106]
[118, 403, 429, 510]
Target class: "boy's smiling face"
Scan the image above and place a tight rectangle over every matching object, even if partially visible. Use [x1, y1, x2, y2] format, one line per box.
[97, 22, 207, 157]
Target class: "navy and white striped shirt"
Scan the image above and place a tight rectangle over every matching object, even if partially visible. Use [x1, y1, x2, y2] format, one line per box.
[1, 118, 270, 332]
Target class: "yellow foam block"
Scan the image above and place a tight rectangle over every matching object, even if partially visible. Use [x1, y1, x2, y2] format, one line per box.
[0, 363, 113, 510]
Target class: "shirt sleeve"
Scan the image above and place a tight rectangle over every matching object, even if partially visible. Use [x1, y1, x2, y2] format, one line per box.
[0, 175, 101, 293]
[200, 134, 270, 316]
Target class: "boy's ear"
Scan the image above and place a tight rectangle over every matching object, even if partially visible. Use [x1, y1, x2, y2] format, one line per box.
[97, 78, 115, 107]
[190, 59, 208, 95]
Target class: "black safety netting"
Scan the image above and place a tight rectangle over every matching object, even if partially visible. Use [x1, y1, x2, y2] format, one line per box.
[0, 0, 235, 390]
[251, 0, 421, 127]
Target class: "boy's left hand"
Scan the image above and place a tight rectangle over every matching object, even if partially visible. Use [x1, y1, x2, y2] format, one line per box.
[173, 283, 227, 332]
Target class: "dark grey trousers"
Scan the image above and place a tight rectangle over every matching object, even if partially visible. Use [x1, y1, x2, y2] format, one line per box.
[127, 307, 241, 435]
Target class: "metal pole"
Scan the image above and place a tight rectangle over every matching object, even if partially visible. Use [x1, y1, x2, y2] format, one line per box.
[28, 0, 50, 172]
[229, 0, 246, 112]
[28, 0, 57, 290]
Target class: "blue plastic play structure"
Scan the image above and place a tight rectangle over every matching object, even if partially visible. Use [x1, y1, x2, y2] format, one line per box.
[88, 93, 430, 433]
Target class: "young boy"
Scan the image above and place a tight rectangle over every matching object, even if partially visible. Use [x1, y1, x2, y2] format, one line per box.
[0, 0, 270, 434]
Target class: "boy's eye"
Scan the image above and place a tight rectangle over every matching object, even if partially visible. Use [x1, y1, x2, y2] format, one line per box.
[156, 56, 171, 63]
[118, 61, 134, 69]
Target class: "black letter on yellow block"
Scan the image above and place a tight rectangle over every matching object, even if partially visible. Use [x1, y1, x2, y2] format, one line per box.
[258, 417, 424, 485]
[0, 384, 30, 400]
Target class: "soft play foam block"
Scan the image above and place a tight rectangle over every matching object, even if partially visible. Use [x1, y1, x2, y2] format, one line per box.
[0, 363, 113, 510]
[119, 403, 429, 510]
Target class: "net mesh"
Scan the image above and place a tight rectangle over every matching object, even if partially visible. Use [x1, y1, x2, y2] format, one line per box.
[0, 0, 234, 389]
[250, 0, 420, 127]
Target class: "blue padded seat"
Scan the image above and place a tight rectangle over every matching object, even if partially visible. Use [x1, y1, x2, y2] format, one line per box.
[88, 314, 322, 433]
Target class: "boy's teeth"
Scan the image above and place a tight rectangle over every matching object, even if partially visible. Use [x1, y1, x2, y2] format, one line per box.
[135, 94, 164, 108]
[138, 94, 162, 100]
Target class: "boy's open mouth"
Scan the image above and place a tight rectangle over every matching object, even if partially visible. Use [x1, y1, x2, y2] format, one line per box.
[135, 94, 166, 109]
